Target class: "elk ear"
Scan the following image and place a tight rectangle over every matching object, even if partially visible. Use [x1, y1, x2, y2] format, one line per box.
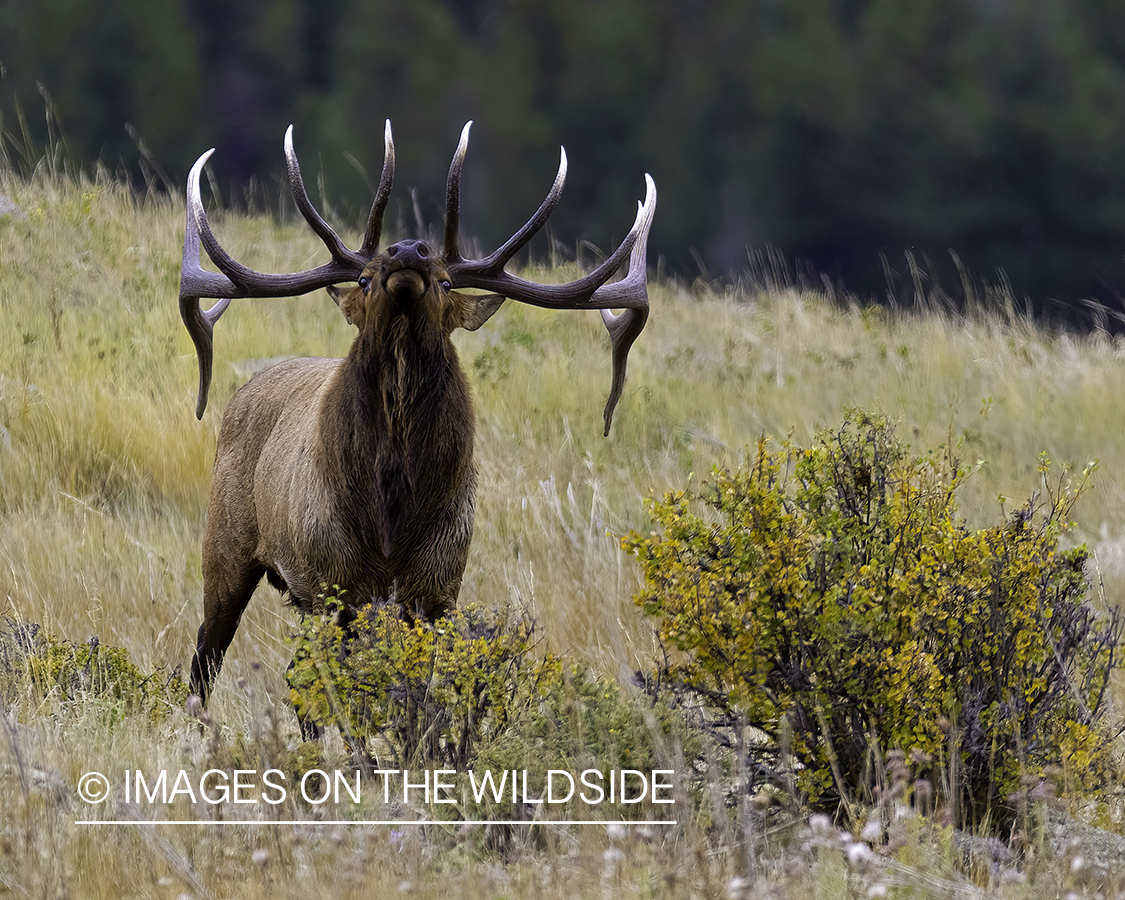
[327, 284, 363, 327]
[453, 292, 505, 332]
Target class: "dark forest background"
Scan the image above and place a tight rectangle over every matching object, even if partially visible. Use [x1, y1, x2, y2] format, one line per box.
[5, 0, 1125, 320]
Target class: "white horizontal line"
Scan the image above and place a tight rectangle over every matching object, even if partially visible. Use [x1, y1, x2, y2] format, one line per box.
[76, 819, 678, 827]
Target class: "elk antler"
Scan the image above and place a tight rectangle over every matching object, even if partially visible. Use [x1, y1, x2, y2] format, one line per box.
[442, 122, 656, 435]
[180, 122, 395, 419]
[180, 122, 656, 433]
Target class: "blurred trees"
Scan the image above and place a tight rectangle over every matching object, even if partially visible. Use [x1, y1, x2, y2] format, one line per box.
[5, 0, 1125, 315]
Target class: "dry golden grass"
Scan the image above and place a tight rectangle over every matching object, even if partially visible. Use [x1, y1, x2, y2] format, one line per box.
[1, 167, 1124, 897]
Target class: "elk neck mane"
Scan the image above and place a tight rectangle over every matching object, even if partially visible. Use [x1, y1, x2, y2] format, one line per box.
[340, 301, 470, 440]
[319, 311, 474, 558]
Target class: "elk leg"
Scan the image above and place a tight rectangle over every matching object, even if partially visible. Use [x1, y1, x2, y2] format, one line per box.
[189, 563, 264, 702]
[285, 655, 323, 741]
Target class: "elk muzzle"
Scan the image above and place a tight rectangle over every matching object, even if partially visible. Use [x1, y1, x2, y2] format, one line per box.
[384, 240, 436, 303]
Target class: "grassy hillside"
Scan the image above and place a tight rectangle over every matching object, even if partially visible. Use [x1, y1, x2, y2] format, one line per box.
[1, 168, 1123, 897]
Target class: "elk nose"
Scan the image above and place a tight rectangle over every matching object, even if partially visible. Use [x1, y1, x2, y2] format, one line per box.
[387, 240, 430, 266]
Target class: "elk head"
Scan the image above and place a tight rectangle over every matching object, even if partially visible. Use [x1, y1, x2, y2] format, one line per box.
[179, 121, 656, 435]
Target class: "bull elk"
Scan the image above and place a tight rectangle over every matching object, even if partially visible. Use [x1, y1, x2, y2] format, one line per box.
[180, 121, 656, 704]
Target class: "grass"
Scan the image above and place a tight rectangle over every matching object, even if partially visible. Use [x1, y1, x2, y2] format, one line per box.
[1, 165, 1124, 897]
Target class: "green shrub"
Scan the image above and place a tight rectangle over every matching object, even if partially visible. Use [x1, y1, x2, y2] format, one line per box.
[288, 600, 692, 823]
[287, 600, 564, 769]
[475, 663, 692, 780]
[0, 618, 187, 722]
[623, 410, 1123, 830]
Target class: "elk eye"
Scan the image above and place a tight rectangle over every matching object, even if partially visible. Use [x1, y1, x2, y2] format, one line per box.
[358, 276, 371, 292]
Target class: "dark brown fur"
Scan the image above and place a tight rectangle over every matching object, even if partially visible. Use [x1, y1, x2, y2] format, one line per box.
[189, 241, 502, 701]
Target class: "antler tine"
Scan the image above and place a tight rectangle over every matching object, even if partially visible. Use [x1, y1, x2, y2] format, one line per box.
[181, 150, 238, 299]
[360, 120, 396, 256]
[179, 128, 376, 418]
[475, 148, 567, 273]
[283, 125, 366, 269]
[596, 173, 656, 435]
[591, 174, 656, 307]
[441, 126, 567, 272]
[443, 121, 472, 261]
[180, 149, 236, 420]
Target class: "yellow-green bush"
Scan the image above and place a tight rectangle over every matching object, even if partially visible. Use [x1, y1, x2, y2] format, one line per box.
[287, 599, 692, 815]
[0, 618, 187, 722]
[287, 601, 564, 768]
[623, 410, 1122, 829]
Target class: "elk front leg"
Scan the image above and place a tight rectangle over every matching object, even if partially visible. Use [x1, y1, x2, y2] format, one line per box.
[190, 561, 265, 703]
